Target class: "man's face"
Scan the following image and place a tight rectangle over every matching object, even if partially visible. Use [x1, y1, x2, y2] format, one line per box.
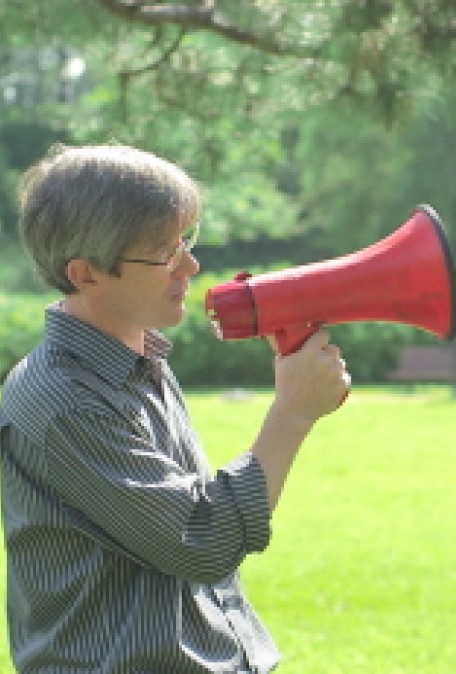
[96, 226, 200, 333]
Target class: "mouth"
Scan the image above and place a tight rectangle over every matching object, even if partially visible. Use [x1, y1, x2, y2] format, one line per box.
[170, 286, 188, 302]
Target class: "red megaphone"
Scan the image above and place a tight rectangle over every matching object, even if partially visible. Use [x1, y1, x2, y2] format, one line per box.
[205, 205, 456, 356]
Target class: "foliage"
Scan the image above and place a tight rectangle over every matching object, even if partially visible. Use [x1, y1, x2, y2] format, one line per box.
[0, 147, 18, 240]
[6, 0, 453, 121]
[0, 291, 57, 382]
[0, 242, 45, 294]
[0, 1, 456, 257]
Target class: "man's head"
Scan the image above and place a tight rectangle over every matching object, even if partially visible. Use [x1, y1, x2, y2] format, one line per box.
[18, 144, 201, 294]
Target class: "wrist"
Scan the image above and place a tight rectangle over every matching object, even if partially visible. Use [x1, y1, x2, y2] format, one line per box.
[267, 399, 317, 436]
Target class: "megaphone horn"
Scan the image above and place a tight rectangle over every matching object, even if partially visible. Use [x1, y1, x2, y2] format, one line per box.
[205, 205, 456, 356]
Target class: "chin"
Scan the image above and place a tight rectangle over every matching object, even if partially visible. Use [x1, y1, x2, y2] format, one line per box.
[167, 314, 184, 327]
[155, 306, 186, 329]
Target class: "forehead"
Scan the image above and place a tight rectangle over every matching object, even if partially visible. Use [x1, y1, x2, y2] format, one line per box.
[130, 219, 193, 254]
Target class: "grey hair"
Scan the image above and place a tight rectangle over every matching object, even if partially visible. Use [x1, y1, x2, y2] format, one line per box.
[17, 143, 202, 294]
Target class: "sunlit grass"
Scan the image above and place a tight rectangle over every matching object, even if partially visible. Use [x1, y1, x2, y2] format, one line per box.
[1, 385, 456, 673]
[188, 385, 456, 674]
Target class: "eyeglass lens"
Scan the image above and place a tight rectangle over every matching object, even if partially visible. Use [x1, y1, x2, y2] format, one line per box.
[168, 222, 199, 270]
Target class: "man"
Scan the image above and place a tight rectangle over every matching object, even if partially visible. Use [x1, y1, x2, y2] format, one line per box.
[0, 144, 350, 673]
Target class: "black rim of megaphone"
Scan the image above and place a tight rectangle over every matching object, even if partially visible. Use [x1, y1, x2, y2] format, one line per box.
[417, 204, 456, 340]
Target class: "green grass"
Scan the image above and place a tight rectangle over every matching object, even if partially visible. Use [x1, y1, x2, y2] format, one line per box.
[2, 385, 456, 673]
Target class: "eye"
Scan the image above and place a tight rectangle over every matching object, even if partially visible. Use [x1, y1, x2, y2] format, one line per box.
[165, 240, 181, 260]
[150, 236, 178, 260]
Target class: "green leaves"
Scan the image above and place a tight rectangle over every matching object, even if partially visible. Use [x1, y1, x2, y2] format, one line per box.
[0, 292, 55, 381]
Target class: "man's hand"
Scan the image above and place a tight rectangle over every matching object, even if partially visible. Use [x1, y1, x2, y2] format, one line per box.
[271, 328, 350, 428]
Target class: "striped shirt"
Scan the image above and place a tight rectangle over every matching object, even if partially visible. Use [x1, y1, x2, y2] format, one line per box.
[0, 304, 280, 674]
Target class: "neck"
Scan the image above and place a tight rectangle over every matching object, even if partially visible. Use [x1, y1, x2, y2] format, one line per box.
[61, 296, 145, 355]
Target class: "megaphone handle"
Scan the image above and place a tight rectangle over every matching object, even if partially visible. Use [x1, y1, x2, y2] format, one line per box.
[274, 323, 319, 356]
[275, 323, 350, 407]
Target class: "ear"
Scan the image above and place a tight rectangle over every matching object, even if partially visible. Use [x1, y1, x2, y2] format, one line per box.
[65, 259, 100, 293]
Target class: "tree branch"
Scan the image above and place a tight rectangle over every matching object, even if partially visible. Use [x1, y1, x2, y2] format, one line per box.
[120, 27, 186, 79]
[94, 0, 306, 57]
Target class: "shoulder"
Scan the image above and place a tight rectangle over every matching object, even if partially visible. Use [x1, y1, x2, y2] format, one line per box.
[2, 341, 95, 445]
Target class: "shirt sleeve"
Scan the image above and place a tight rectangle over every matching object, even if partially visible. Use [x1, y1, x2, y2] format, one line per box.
[45, 407, 272, 584]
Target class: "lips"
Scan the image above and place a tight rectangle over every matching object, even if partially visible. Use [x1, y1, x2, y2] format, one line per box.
[170, 285, 188, 302]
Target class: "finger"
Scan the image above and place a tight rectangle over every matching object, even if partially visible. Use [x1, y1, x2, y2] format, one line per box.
[322, 343, 340, 359]
[305, 328, 330, 350]
[342, 371, 352, 389]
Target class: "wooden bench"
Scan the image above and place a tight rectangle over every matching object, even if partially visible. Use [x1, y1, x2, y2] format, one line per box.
[387, 345, 456, 383]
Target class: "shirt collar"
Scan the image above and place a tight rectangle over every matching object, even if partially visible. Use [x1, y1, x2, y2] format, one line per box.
[45, 302, 172, 388]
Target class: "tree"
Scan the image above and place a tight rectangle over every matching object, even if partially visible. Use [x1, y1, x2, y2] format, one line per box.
[2, 1, 456, 124]
[1, 1, 455, 249]
[78, 1, 456, 121]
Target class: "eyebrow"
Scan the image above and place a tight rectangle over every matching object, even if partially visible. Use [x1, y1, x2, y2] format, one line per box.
[139, 233, 179, 255]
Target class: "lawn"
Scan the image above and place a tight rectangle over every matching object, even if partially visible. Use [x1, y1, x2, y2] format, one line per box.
[1, 385, 456, 673]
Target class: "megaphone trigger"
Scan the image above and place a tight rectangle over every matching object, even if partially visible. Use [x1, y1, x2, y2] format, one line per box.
[274, 321, 321, 356]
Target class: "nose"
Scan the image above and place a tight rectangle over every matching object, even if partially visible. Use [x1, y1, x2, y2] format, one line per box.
[174, 248, 200, 276]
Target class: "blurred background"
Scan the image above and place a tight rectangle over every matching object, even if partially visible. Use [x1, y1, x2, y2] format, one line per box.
[1, 0, 456, 387]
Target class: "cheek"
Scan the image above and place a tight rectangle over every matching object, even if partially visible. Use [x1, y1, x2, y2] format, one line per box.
[136, 278, 171, 307]
[105, 269, 172, 313]
[101, 275, 140, 311]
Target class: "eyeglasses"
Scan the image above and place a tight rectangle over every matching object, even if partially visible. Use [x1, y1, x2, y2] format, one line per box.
[121, 222, 200, 272]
